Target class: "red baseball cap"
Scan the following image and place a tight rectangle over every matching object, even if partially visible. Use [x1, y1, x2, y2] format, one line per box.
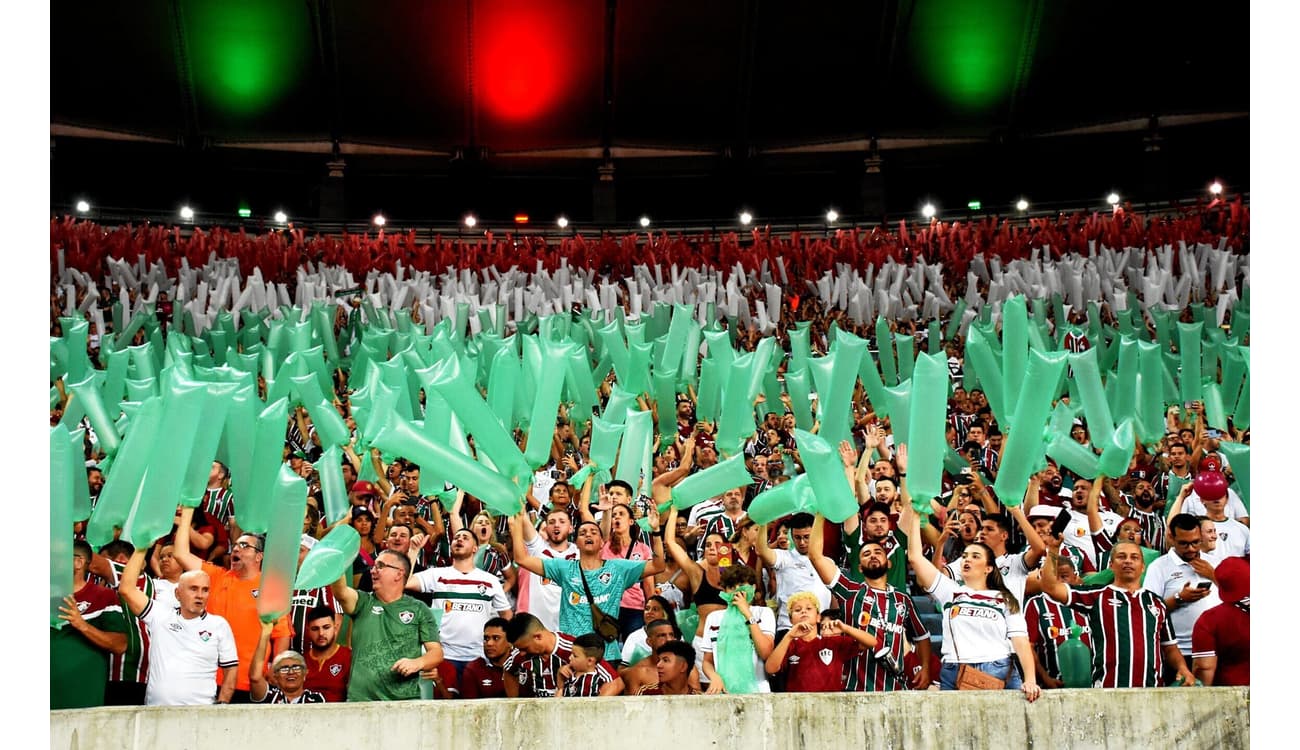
[351, 481, 379, 497]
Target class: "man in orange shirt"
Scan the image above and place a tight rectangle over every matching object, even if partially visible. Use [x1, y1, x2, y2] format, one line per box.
[174, 506, 291, 703]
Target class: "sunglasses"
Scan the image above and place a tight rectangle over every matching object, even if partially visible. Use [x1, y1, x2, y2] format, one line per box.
[233, 541, 262, 552]
[275, 664, 306, 675]
[371, 560, 404, 574]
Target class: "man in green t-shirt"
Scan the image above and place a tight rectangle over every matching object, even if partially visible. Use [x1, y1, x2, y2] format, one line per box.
[841, 502, 909, 591]
[332, 549, 442, 701]
[52, 540, 128, 709]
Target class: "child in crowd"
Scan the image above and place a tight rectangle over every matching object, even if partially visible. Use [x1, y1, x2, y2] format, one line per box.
[556, 633, 623, 697]
[765, 593, 877, 692]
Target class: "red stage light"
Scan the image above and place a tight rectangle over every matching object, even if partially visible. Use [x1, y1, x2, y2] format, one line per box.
[476, 5, 569, 122]
[514, 214, 530, 224]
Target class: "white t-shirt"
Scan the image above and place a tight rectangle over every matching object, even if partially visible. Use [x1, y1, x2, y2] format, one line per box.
[1142, 550, 1222, 654]
[771, 549, 832, 630]
[945, 551, 1031, 608]
[516, 535, 578, 632]
[140, 602, 238, 706]
[1183, 488, 1249, 521]
[621, 627, 651, 665]
[1210, 518, 1250, 559]
[412, 565, 511, 662]
[926, 574, 1028, 664]
[1061, 508, 1123, 568]
[701, 606, 777, 693]
[153, 579, 179, 612]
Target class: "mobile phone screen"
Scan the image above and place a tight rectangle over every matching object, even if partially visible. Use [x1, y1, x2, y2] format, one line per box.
[1050, 509, 1071, 538]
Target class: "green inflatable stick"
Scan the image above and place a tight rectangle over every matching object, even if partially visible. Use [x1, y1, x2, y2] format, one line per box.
[660, 304, 694, 370]
[259, 463, 308, 622]
[177, 384, 236, 507]
[597, 321, 632, 387]
[318, 445, 350, 525]
[747, 475, 815, 525]
[565, 345, 600, 434]
[59, 317, 92, 384]
[602, 386, 638, 426]
[670, 452, 752, 509]
[1098, 419, 1136, 478]
[784, 366, 815, 431]
[992, 349, 1067, 507]
[1110, 336, 1139, 423]
[943, 445, 970, 475]
[794, 429, 857, 522]
[816, 333, 866, 449]
[895, 333, 916, 383]
[678, 320, 703, 390]
[615, 410, 654, 496]
[653, 367, 679, 440]
[695, 357, 723, 423]
[964, 326, 1007, 426]
[524, 339, 571, 469]
[222, 384, 260, 508]
[67, 372, 122, 458]
[240, 397, 291, 534]
[86, 397, 164, 548]
[1068, 347, 1114, 448]
[588, 416, 625, 476]
[1177, 321, 1204, 406]
[789, 323, 812, 374]
[488, 346, 521, 430]
[1219, 345, 1247, 413]
[1232, 371, 1249, 430]
[51, 425, 75, 629]
[625, 340, 654, 396]
[906, 352, 950, 501]
[370, 408, 524, 516]
[1045, 428, 1097, 475]
[927, 320, 942, 355]
[1002, 295, 1029, 420]
[294, 525, 362, 591]
[1202, 380, 1228, 432]
[1134, 340, 1168, 444]
[1218, 441, 1250, 511]
[875, 317, 898, 386]
[424, 355, 530, 483]
[717, 354, 759, 457]
[67, 427, 91, 522]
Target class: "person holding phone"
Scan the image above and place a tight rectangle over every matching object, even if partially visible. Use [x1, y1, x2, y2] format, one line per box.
[1141, 511, 1222, 665]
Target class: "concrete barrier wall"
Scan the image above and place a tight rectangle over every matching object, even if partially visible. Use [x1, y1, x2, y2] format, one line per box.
[51, 688, 1249, 750]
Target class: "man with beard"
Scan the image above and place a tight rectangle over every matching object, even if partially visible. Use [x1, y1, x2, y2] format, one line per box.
[841, 502, 909, 591]
[511, 505, 578, 631]
[807, 513, 931, 691]
[1143, 511, 1221, 665]
[637, 640, 701, 695]
[173, 507, 291, 703]
[1114, 475, 1167, 552]
[406, 528, 512, 683]
[513, 514, 666, 664]
[302, 604, 351, 702]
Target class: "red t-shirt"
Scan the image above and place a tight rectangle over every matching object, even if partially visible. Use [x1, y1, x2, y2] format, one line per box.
[779, 634, 861, 692]
[460, 657, 507, 699]
[304, 645, 352, 702]
[1191, 602, 1249, 687]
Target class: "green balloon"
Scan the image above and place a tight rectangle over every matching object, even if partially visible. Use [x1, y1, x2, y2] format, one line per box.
[793, 429, 857, 523]
[1219, 441, 1249, 510]
[51, 426, 75, 629]
[747, 475, 815, 525]
[993, 349, 1067, 507]
[1098, 419, 1136, 478]
[1177, 321, 1204, 406]
[671, 452, 752, 510]
[260, 463, 308, 622]
[905, 352, 950, 501]
[295, 525, 363, 591]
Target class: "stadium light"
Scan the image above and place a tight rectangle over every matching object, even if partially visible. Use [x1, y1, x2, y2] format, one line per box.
[739, 211, 753, 226]
[1107, 192, 1120, 206]
[465, 214, 478, 228]
[75, 200, 90, 213]
[1016, 199, 1029, 212]
[921, 203, 936, 219]
[180, 206, 195, 221]
[274, 210, 288, 224]
[1210, 181, 1223, 195]
[825, 209, 839, 223]
[639, 216, 651, 228]
[557, 216, 569, 229]
[373, 213, 386, 227]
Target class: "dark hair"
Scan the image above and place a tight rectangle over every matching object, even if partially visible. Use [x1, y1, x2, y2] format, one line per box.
[863, 502, 892, 519]
[787, 512, 815, 530]
[964, 541, 1020, 614]
[73, 539, 93, 561]
[505, 613, 545, 642]
[983, 513, 1012, 535]
[606, 479, 635, 497]
[99, 540, 135, 559]
[484, 617, 510, 633]
[820, 607, 845, 622]
[720, 564, 758, 589]
[573, 633, 606, 656]
[388, 523, 415, 537]
[1169, 513, 1201, 535]
[548, 482, 573, 498]
[655, 639, 696, 671]
[645, 595, 681, 639]
[305, 604, 335, 624]
[1168, 441, 1190, 454]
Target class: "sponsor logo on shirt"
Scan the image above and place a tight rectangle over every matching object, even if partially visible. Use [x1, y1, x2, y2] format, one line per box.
[398, 610, 415, 624]
[169, 622, 184, 632]
[951, 605, 1001, 621]
[788, 655, 801, 665]
[444, 601, 488, 613]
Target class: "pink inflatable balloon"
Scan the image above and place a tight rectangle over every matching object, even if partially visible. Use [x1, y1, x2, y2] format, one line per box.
[1193, 470, 1228, 502]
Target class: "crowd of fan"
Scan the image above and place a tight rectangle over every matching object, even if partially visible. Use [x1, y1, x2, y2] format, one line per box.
[51, 210, 1250, 709]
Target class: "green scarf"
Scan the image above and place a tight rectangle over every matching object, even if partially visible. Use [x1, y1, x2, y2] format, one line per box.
[715, 584, 758, 694]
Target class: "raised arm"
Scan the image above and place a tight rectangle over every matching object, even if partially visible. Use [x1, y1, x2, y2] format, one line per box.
[1085, 474, 1105, 535]
[903, 504, 940, 591]
[1012, 502, 1046, 569]
[331, 573, 360, 616]
[755, 522, 778, 567]
[664, 506, 704, 587]
[1038, 533, 1071, 604]
[249, 620, 275, 702]
[639, 504, 666, 579]
[806, 512, 840, 586]
[510, 508, 546, 577]
[369, 448, 393, 497]
[449, 490, 466, 536]
[117, 548, 150, 616]
[172, 506, 204, 572]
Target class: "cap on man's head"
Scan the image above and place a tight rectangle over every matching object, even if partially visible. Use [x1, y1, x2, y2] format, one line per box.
[351, 506, 376, 521]
[351, 481, 379, 497]
[1028, 505, 1059, 521]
